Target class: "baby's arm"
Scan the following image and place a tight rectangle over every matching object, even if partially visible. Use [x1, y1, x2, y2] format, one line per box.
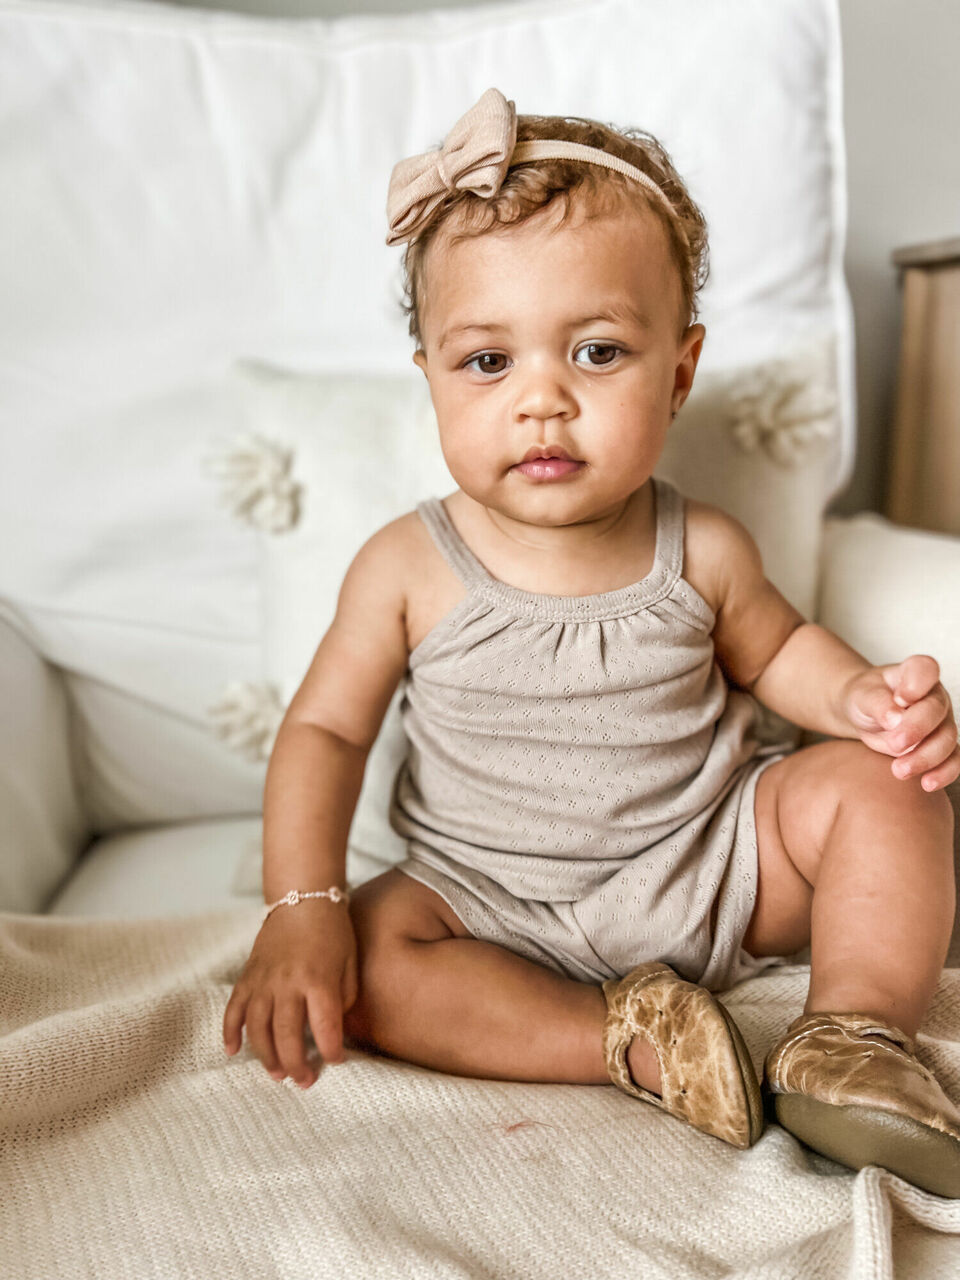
[262, 517, 411, 904]
[223, 517, 412, 1086]
[702, 505, 959, 791]
[698, 504, 857, 737]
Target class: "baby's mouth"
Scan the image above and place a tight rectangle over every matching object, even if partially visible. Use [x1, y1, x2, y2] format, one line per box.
[511, 456, 585, 480]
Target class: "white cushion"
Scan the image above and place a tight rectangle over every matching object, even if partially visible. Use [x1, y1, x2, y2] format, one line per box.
[0, 0, 852, 832]
[44, 812, 412, 917]
[0, 612, 87, 913]
[816, 515, 960, 881]
[816, 514, 960, 709]
[45, 816, 263, 918]
[0, 378, 266, 833]
[658, 337, 839, 625]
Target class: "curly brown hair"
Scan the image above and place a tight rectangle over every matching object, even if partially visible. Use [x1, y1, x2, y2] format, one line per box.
[398, 112, 709, 349]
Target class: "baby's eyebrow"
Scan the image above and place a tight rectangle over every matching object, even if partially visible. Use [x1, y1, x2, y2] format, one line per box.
[439, 321, 509, 349]
[438, 304, 653, 350]
[576, 304, 655, 331]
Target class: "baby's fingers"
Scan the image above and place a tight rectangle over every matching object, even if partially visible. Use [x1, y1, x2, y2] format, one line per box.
[914, 743, 960, 792]
[891, 719, 960, 790]
[846, 677, 904, 733]
[273, 992, 314, 1088]
[223, 983, 251, 1056]
[244, 994, 284, 1080]
[306, 987, 346, 1069]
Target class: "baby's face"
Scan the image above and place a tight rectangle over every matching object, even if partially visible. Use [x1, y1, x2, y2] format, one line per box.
[413, 196, 704, 526]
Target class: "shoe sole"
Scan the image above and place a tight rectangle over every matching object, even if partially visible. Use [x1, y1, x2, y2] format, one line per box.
[714, 998, 765, 1148]
[775, 1093, 960, 1198]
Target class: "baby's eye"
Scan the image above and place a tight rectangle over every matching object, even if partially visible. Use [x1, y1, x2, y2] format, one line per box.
[575, 343, 622, 367]
[463, 352, 509, 376]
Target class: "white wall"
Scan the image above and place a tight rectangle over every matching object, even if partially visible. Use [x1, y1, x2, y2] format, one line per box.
[159, 0, 960, 516]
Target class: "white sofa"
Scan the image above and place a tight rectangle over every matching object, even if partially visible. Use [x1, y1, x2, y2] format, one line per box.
[5, 1, 960, 1276]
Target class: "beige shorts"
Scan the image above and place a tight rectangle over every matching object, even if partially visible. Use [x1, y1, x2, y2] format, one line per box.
[395, 750, 795, 993]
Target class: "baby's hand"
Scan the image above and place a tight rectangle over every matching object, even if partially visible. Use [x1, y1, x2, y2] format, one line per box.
[223, 903, 358, 1088]
[840, 655, 960, 792]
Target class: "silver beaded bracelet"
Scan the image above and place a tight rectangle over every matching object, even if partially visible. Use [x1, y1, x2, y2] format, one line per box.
[262, 886, 351, 923]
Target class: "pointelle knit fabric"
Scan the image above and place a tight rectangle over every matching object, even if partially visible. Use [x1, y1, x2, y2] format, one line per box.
[388, 474, 796, 992]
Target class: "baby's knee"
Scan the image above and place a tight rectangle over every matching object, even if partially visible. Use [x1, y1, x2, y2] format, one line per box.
[343, 880, 410, 1045]
[341, 928, 408, 1051]
[345, 869, 462, 1048]
[830, 739, 950, 816]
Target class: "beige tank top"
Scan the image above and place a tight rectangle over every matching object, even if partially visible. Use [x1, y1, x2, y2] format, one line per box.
[388, 474, 766, 904]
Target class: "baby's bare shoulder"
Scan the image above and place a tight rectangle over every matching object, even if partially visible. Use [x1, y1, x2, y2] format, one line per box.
[677, 495, 735, 617]
[282, 512, 421, 746]
[682, 494, 806, 690]
[356, 510, 420, 587]
[358, 508, 440, 602]
[683, 495, 774, 595]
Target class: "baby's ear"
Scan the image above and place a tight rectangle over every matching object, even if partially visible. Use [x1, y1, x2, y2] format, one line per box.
[683, 322, 706, 357]
[412, 348, 428, 376]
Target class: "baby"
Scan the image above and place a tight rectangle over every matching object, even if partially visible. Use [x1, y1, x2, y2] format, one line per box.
[224, 87, 960, 1193]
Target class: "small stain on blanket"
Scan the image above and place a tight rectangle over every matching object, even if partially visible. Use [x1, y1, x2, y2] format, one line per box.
[488, 1118, 557, 1136]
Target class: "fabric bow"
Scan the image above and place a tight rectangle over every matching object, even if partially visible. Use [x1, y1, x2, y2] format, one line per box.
[385, 87, 518, 246]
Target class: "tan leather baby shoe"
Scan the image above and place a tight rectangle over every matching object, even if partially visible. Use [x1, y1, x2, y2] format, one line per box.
[601, 960, 764, 1149]
[764, 1011, 960, 1198]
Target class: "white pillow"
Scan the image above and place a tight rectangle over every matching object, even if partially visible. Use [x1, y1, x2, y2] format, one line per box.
[225, 361, 454, 702]
[0, 0, 852, 381]
[658, 336, 839, 621]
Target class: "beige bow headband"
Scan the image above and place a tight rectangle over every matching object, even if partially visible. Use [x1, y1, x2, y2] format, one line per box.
[385, 86, 682, 248]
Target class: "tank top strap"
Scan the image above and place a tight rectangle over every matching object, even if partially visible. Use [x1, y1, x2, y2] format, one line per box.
[414, 497, 489, 589]
[651, 474, 686, 584]
[414, 474, 685, 614]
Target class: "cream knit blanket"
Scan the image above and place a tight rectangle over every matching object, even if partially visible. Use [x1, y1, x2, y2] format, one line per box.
[3, 905, 960, 1279]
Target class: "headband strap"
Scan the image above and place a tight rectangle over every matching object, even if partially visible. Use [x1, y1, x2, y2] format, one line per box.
[385, 87, 683, 248]
[509, 139, 677, 217]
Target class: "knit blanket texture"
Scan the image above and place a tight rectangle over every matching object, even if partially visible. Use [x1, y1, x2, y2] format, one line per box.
[3, 904, 960, 1279]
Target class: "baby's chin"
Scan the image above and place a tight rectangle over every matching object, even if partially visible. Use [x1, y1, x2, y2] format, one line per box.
[462, 480, 654, 530]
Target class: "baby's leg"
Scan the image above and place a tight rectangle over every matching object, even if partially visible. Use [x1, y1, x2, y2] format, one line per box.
[341, 869, 661, 1091]
[745, 739, 956, 1037]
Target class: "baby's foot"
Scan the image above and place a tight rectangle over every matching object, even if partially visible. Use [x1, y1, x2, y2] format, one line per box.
[765, 1011, 960, 1196]
[626, 1033, 663, 1096]
[601, 961, 764, 1148]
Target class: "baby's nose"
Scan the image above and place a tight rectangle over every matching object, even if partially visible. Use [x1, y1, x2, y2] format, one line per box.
[513, 364, 576, 420]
